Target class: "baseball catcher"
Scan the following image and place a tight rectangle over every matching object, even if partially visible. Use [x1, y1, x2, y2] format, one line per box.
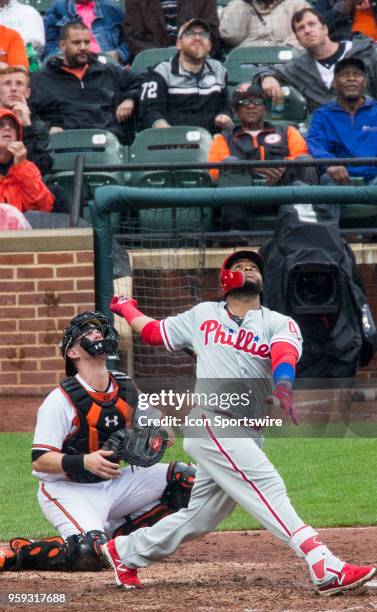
[0, 311, 196, 572]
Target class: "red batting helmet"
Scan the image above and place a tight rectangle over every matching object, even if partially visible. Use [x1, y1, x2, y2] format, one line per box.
[220, 250, 264, 296]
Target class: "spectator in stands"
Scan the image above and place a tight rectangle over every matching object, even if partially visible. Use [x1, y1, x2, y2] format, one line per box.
[209, 82, 317, 231]
[315, 1, 377, 42]
[0, 67, 52, 175]
[29, 22, 139, 144]
[255, 7, 377, 113]
[123, 0, 219, 60]
[0, 23, 28, 69]
[0, 0, 45, 56]
[44, 0, 129, 64]
[139, 19, 232, 133]
[208, 82, 317, 184]
[0, 109, 54, 213]
[307, 57, 377, 186]
[0, 203, 31, 229]
[219, 0, 310, 50]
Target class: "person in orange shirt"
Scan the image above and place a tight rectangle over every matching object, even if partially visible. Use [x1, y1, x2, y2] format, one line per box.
[0, 109, 54, 213]
[208, 82, 317, 186]
[0, 24, 28, 70]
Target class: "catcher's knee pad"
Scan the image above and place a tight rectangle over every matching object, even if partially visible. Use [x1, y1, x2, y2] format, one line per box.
[66, 530, 108, 571]
[161, 461, 196, 511]
[111, 461, 197, 538]
[10, 536, 66, 571]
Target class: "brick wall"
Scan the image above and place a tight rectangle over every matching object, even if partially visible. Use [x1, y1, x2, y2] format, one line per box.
[0, 228, 94, 395]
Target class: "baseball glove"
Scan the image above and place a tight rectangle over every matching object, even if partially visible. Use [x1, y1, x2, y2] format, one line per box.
[102, 426, 169, 467]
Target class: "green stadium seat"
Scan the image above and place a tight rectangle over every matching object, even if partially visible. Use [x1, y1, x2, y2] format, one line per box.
[224, 45, 301, 86]
[128, 126, 214, 231]
[45, 129, 127, 214]
[130, 47, 176, 75]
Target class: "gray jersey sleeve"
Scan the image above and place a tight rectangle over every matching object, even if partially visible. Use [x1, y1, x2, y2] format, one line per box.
[160, 307, 196, 351]
[270, 313, 303, 359]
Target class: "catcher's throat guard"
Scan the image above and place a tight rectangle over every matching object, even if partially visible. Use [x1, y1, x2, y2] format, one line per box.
[60, 311, 120, 375]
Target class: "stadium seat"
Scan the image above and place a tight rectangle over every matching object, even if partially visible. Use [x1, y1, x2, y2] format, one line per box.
[224, 45, 301, 86]
[130, 47, 176, 75]
[128, 126, 214, 232]
[45, 129, 127, 216]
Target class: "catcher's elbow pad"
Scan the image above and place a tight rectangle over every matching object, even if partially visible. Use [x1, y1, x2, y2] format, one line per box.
[161, 461, 197, 511]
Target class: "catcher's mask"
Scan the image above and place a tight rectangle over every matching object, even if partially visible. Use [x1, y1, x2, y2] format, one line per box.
[60, 311, 120, 376]
[220, 250, 264, 296]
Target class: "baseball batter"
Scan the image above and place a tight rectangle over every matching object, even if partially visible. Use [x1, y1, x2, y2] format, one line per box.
[104, 251, 375, 595]
[0, 311, 195, 572]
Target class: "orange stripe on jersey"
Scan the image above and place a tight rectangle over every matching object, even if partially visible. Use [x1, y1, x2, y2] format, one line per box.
[32, 444, 61, 452]
[86, 402, 101, 452]
[115, 397, 134, 428]
[41, 483, 84, 533]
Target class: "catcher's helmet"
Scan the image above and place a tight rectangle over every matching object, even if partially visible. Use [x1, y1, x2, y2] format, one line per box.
[220, 250, 264, 296]
[60, 311, 120, 376]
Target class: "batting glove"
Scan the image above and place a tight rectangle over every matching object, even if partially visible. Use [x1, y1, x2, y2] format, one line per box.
[109, 295, 140, 323]
[267, 380, 299, 426]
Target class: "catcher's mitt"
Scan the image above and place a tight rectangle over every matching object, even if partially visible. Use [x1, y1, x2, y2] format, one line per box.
[102, 426, 169, 467]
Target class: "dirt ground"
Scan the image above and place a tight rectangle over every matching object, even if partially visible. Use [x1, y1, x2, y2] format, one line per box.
[2, 396, 377, 611]
[1, 528, 377, 611]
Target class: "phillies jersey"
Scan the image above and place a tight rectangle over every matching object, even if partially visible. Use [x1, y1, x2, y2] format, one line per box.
[160, 302, 302, 379]
[160, 302, 302, 418]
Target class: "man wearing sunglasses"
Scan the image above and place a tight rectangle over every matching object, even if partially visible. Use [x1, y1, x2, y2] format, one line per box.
[208, 82, 316, 186]
[139, 18, 233, 133]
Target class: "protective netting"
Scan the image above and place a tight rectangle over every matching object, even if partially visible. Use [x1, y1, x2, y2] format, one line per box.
[113, 211, 220, 381]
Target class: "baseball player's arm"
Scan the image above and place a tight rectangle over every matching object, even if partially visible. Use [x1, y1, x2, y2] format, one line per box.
[110, 296, 164, 345]
[32, 449, 122, 479]
[267, 341, 300, 425]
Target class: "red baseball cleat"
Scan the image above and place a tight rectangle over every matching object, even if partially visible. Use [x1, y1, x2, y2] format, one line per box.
[101, 539, 143, 589]
[318, 563, 376, 596]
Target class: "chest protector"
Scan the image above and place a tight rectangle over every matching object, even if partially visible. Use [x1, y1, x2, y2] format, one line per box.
[224, 125, 289, 161]
[60, 372, 138, 455]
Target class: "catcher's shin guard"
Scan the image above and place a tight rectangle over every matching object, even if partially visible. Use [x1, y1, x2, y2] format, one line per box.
[8, 536, 66, 571]
[0, 546, 18, 571]
[162, 461, 197, 511]
[112, 461, 197, 537]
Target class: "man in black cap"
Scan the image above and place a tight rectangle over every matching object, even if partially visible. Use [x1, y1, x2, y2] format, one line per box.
[307, 56, 377, 185]
[139, 18, 232, 133]
[208, 81, 317, 186]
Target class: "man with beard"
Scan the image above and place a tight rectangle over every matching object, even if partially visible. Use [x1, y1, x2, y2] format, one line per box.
[29, 21, 139, 144]
[139, 18, 232, 133]
[101, 251, 376, 596]
[307, 56, 377, 186]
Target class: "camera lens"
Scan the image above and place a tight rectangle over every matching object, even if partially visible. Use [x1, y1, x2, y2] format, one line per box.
[294, 271, 337, 306]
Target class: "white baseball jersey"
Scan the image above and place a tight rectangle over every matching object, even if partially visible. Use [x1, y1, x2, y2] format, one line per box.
[32, 373, 161, 483]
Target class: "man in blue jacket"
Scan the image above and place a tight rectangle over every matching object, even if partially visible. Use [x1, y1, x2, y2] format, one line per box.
[43, 0, 129, 64]
[307, 56, 377, 186]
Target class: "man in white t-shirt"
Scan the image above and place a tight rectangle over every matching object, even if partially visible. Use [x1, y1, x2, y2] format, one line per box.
[255, 7, 377, 113]
[0, 311, 195, 573]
